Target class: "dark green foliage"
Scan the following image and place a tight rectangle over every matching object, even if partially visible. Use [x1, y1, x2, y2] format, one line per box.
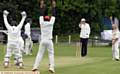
[0, 0, 120, 35]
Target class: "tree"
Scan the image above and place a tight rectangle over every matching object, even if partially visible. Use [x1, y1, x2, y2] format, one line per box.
[0, 0, 120, 36]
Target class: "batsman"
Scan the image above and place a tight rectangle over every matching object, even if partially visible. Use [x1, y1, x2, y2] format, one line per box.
[32, 0, 56, 73]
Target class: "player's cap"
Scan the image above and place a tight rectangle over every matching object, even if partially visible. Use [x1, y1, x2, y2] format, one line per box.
[44, 16, 50, 20]
[81, 18, 86, 22]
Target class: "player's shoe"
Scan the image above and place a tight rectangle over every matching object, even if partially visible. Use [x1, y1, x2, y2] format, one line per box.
[115, 59, 119, 61]
[32, 67, 38, 72]
[4, 62, 9, 68]
[18, 62, 24, 69]
[32, 68, 40, 74]
[14, 61, 19, 66]
[49, 67, 55, 73]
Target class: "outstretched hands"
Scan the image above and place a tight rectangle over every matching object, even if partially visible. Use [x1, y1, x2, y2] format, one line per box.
[21, 11, 27, 17]
[3, 10, 9, 16]
[3, 10, 27, 17]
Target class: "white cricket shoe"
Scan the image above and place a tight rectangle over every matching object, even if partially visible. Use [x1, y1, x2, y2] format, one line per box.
[32, 68, 40, 74]
[32, 67, 38, 72]
[49, 67, 55, 73]
[19, 63, 24, 69]
[4, 62, 9, 68]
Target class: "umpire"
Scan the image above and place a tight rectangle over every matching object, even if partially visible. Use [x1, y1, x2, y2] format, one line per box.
[79, 18, 91, 57]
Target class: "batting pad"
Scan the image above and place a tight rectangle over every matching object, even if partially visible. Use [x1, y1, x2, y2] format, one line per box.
[0, 71, 40, 74]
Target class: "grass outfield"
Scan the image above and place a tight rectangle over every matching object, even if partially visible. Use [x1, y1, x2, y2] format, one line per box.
[0, 43, 120, 74]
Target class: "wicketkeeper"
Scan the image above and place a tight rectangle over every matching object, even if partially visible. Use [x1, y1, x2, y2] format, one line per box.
[3, 10, 27, 68]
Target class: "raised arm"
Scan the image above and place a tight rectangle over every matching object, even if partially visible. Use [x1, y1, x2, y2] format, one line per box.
[17, 11, 27, 29]
[49, 16, 55, 24]
[39, 16, 44, 25]
[79, 21, 82, 28]
[3, 10, 11, 29]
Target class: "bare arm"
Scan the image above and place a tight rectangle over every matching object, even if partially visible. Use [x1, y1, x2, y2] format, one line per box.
[17, 11, 27, 29]
[3, 10, 11, 29]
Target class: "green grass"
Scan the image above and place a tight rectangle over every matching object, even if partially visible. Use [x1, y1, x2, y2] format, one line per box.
[0, 43, 119, 74]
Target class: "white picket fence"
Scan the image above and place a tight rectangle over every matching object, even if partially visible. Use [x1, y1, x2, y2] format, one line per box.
[55, 35, 72, 44]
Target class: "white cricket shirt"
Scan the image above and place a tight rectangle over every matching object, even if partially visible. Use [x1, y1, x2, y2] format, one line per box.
[39, 16, 55, 40]
[3, 14, 26, 42]
[25, 23, 31, 37]
[79, 23, 90, 38]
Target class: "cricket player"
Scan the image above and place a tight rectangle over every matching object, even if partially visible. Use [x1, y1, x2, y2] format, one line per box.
[24, 18, 33, 55]
[112, 24, 120, 61]
[3, 10, 27, 68]
[32, 0, 56, 73]
[79, 18, 90, 57]
[0, 29, 25, 64]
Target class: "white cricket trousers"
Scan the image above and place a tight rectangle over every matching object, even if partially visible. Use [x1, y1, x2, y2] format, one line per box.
[33, 39, 55, 68]
[19, 37, 25, 53]
[25, 37, 33, 55]
[112, 41, 119, 59]
[4, 41, 23, 63]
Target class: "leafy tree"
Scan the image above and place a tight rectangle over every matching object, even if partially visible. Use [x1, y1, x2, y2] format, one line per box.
[0, 0, 120, 36]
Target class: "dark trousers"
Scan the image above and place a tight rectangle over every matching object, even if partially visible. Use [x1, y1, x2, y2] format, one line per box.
[80, 38, 88, 57]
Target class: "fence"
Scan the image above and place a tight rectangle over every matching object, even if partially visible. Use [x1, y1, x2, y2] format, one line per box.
[0, 33, 111, 46]
[54, 35, 111, 46]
